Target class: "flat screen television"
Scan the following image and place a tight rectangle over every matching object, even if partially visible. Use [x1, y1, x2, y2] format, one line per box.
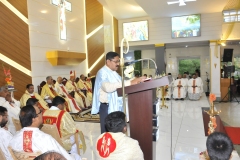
[123, 20, 148, 41]
[171, 14, 201, 38]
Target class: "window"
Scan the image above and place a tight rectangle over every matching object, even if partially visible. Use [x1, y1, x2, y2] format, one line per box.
[223, 9, 240, 23]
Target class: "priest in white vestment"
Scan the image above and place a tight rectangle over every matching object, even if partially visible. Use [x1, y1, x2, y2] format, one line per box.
[173, 74, 187, 100]
[0, 86, 20, 135]
[196, 72, 204, 93]
[77, 74, 92, 103]
[9, 105, 78, 160]
[20, 84, 48, 110]
[188, 74, 201, 100]
[182, 74, 189, 97]
[55, 77, 81, 113]
[65, 72, 90, 109]
[0, 106, 13, 160]
[95, 111, 143, 160]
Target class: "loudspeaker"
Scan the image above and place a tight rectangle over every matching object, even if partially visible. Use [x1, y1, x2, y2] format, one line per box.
[223, 49, 233, 62]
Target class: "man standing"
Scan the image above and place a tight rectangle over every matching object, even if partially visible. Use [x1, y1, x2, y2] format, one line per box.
[196, 72, 204, 93]
[77, 74, 92, 102]
[91, 52, 144, 133]
[9, 105, 75, 160]
[188, 74, 201, 100]
[55, 77, 81, 113]
[20, 84, 48, 109]
[42, 96, 85, 156]
[0, 106, 13, 160]
[172, 74, 187, 100]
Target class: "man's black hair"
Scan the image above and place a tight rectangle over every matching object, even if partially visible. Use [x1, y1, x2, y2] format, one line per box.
[52, 96, 65, 106]
[105, 111, 126, 133]
[19, 105, 37, 127]
[207, 132, 233, 160]
[0, 106, 7, 116]
[26, 98, 39, 106]
[26, 84, 34, 89]
[106, 52, 119, 61]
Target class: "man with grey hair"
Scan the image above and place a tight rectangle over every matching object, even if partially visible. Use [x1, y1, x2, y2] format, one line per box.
[0, 85, 21, 134]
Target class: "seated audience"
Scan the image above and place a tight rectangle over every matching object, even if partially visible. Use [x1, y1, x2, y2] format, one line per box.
[0, 86, 20, 134]
[0, 106, 13, 160]
[199, 132, 233, 160]
[77, 74, 92, 102]
[173, 74, 187, 100]
[9, 105, 75, 160]
[42, 96, 85, 157]
[95, 111, 144, 160]
[188, 74, 201, 100]
[34, 151, 66, 160]
[20, 84, 49, 110]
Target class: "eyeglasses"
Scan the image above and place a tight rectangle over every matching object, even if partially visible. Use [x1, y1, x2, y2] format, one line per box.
[36, 109, 42, 117]
[110, 60, 120, 64]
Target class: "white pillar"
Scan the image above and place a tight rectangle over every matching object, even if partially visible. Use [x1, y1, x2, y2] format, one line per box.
[210, 41, 221, 98]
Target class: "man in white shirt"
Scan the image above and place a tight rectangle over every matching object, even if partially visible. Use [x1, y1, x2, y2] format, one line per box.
[95, 111, 144, 160]
[9, 105, 75, 160]
[0, 86, 20, 134]
[172, 74, 187, 100]
[91, 52, 144, 133]
[188, 74, 202, 100]
[0, 106, 13, 160]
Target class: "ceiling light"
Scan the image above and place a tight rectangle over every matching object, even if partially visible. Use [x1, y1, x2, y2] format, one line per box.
[185, 45, 188, 47]
[41, 10, 47, 13]
[221, 43, 226, 46]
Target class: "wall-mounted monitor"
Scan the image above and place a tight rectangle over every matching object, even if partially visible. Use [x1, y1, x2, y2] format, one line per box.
[123, 20, 148, 41]
[171, 14, 201, 38]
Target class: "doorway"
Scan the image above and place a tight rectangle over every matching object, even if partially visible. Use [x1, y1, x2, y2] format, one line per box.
[178, 58, 200, 75]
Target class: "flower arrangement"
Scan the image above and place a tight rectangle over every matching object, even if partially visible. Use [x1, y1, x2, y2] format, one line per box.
[209, 93, 216, 104]
[2, 64, 14, 89]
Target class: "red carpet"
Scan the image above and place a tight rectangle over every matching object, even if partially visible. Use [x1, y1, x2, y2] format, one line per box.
[225, 127, 240, 145]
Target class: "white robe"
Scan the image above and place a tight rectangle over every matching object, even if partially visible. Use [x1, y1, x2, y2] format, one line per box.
[197, 77, 204, 93]
[0, 127, 13, 160]
[173, 79, 187, 99]
[95, 132, 144, 160]
[0, 97, 20, 135]
[9, 127, 76, 160]
[188, 78, 201, 100]
[55, 82, 81, 113]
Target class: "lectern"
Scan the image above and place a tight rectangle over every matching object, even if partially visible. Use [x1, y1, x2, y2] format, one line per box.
[117, 76, 171, 160]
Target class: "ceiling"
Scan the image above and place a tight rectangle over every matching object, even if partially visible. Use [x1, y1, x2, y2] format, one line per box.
[98, 0, 228, 19]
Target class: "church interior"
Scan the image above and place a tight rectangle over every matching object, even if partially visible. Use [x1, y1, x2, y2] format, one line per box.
[1, 0, 240, 159]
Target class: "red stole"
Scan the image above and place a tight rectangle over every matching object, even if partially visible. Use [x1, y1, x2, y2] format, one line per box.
[72, 82, 87, 108]
[49, 87, 58, 96]
[60, 86, 80, 111]
[84, 82, 92, 93]
[42, 110, 65, 137]
[193, 79, 196, 94]
[23, 131, 33, 152]
[178, 80, 181, 98]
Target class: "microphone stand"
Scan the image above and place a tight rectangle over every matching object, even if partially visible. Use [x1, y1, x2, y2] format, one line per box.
[120, 38, 129, 118]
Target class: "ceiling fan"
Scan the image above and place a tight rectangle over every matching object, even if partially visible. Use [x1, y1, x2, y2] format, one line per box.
[167, 0, 196, 6]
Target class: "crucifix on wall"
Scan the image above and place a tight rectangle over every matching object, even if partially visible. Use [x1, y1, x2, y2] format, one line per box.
[51, 0, 72, 40]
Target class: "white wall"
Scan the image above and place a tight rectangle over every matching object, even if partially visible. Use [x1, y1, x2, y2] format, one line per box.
[166, 46, 210, 92]
[103, 8, 114, 53]
[118, 12, 222, 46]
[28, 0, 87, 91]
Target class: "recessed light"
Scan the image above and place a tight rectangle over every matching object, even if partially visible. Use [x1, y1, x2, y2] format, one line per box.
[41, 10, 47, 13]
[185, 45, 188, 47]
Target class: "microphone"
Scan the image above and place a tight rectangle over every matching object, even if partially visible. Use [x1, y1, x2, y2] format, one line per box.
[124, 60, 139, 66]
[124, 58, 158, 76]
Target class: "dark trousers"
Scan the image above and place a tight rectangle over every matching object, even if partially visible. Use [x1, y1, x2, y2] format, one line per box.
[99, 103, 109, 134]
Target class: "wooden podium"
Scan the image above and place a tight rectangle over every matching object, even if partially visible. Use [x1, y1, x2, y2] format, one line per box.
[117, 76, 171, 160]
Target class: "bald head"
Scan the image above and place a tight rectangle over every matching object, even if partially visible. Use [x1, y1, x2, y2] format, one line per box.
[57, 77, 62, 84]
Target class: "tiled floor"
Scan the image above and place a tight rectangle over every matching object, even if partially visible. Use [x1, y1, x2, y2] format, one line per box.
[75, 94, 240, 160]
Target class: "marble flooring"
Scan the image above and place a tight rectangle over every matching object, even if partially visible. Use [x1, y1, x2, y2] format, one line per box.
[75, 94, 240, 160]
